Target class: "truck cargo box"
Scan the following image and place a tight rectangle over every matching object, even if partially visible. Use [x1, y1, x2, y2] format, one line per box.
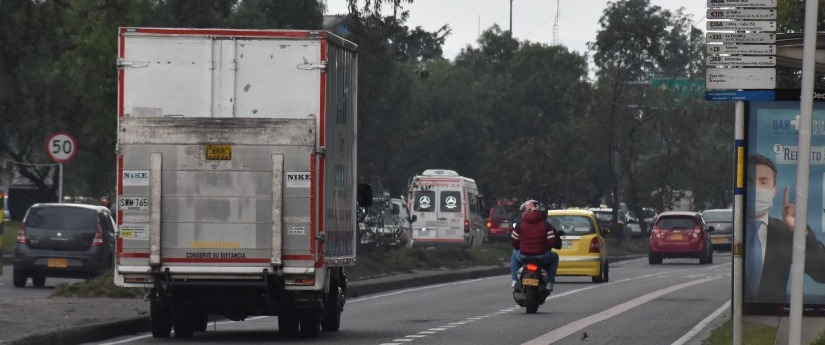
[115, 28, 358, 288]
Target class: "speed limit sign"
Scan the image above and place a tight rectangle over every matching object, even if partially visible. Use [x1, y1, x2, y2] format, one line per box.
[46, 132, 78, 163]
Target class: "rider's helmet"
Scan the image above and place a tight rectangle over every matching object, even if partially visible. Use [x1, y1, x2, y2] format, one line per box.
[99, 196, 111, 207]
[519, 199, 542, 214]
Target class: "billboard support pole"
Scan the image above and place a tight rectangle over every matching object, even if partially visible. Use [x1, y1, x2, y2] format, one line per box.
[733, 100, 744, 345]
[789, 1, 820, 343]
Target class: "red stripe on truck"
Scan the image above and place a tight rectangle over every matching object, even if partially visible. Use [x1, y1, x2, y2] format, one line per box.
[133, 28, 311, 38]
[162, 258, 270, 264]
[316, 38, 327, 269]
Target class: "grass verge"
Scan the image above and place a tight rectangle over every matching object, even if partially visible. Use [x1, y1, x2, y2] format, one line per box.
[2, 220, 18, 254]
[702, 319, 777, 345]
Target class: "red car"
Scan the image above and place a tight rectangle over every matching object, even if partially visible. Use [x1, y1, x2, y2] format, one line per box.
[486, 199, 519, 242]
[649, 211, 714, 265]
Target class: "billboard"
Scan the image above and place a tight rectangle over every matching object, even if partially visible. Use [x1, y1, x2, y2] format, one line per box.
[745, 92, 825, 312]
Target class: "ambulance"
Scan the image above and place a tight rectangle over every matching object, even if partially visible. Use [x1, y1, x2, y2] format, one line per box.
[407, 169, 485, 247]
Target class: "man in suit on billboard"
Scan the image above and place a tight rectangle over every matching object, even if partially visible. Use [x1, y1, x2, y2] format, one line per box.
[746, 153, 825, 303]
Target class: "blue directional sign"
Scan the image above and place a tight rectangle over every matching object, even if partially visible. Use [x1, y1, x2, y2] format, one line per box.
[705, 90, 775, 101]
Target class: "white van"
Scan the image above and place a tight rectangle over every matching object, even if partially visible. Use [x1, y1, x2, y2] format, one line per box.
[407, 169, 485, 248]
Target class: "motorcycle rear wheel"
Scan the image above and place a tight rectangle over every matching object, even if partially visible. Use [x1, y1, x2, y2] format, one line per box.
[525, 287, 539, 313]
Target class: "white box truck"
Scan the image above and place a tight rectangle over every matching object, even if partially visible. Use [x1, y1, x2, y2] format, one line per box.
[114, 27, 370, 339]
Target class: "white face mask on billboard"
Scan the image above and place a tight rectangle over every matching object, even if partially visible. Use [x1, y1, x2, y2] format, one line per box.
[748, 186, 775, 218]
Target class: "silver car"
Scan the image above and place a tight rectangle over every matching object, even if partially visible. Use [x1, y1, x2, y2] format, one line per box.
[701, 209, 733, 251]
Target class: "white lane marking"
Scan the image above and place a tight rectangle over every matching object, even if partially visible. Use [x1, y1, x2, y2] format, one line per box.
[521, 276, 720, 345]
[392, 339, 414, 342]
[671, 300, 731, 345]
[406, 334, 427, 338]
[429, 328, 448, 331]
[419, 331, 437, 334]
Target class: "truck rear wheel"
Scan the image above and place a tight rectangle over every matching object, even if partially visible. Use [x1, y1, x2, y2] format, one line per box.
[279, 316, 299, 337]
[173, 309, 195, 338]
[194, 311, 208, 332]
[150, 300, 172, 338]
[300, 314, 321, 338]
[322, 286, 343, 332]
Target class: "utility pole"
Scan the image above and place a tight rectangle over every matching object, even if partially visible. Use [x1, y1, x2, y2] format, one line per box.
[509, 0, 513, 33]
[553, 0, 560, 45]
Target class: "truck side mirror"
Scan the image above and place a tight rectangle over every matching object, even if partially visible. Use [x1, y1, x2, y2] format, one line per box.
[357, 183, 373, 208]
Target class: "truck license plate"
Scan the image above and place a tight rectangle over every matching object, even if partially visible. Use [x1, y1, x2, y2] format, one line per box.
[522, 278, 539, 286]
[206, 144, 232, 160]
[47, 258, 68, 268]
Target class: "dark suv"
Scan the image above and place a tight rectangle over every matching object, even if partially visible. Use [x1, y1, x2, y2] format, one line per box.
[13, 203, 116, 287]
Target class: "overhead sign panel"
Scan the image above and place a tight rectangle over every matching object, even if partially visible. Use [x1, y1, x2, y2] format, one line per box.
[707, 20, 776, 31]
[707, 0, 776, 7]
[706, 32, 776, 43]
[707, 55, 775, 67]
[706, 67, 776, 90]
[707, 9, 776, 20]
[707, 44, 775, 55]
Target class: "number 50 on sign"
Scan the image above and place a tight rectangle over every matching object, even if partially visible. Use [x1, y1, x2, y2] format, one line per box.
[45, 132, 78, 163]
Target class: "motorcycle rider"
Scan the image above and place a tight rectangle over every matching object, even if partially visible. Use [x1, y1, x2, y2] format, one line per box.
[510, 199, 560, 292]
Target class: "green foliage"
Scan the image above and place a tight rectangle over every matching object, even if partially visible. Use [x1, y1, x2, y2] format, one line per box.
[1, 220, 18, 254]
[50, 271, 143, 298]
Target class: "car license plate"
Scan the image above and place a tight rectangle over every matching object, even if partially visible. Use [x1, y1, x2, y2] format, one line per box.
[670, 234, 684, 240]
[562, 240, 572, 249]
[522, 278, 539, 286]
[47, 258, 68, 268]
[712, 237, 726, 244]
[206, 144, 232, 160]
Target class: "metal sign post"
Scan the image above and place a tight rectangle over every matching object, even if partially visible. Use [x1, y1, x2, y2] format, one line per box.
[706, 1, 778, 344]
[788, 1, 820, 344]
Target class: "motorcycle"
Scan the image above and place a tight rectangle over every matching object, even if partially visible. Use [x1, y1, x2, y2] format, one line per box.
[512, 257, 551, 313]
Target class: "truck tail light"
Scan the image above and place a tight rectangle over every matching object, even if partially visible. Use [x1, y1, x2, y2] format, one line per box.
[464, 219, 470, 233]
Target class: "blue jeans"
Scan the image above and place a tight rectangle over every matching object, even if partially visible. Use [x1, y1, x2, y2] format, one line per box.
[511, 249, 559, 283]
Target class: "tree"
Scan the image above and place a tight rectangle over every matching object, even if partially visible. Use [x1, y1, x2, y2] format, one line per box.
[223, 0, 323, 29]
[587, 0, 726, 218]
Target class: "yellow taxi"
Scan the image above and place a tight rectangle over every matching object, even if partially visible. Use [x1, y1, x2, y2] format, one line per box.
[547, 209, 609, 283]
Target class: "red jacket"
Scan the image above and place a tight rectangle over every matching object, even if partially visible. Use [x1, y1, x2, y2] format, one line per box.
[510, 211, 557, 255]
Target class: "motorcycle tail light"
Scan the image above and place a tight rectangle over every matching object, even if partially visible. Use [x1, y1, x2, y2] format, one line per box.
[525, 263, 539, 272]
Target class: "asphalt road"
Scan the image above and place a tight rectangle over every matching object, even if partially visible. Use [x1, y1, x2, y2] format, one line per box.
[0, 263, 87, 298]
[82, 255, 732, 345]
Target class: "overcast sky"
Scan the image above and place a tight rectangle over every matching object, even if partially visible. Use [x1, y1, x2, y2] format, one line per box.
[324, 0, 707, 62]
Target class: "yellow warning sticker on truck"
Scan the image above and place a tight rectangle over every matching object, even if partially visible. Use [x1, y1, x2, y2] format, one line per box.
[206, 144, 232, 160]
